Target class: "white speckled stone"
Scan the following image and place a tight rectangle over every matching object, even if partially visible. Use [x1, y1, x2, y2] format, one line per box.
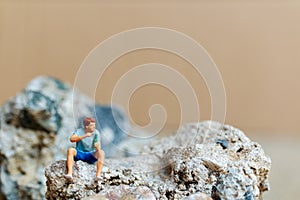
[45, 121, 271, 200]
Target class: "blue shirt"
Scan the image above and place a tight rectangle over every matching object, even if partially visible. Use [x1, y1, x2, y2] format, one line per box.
[74, 128, 100, 152]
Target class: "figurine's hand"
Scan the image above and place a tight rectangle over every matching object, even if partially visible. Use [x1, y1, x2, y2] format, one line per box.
[85, 132, 93, 137]
[81, 132, 93, 139]
[70, 133, 93, 142]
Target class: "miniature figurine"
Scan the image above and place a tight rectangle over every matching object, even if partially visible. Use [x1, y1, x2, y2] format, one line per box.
[65, 117, 105, 180]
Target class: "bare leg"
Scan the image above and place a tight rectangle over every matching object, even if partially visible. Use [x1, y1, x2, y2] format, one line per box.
[66, 148, 77, 176]
[95, 150, 105, 177]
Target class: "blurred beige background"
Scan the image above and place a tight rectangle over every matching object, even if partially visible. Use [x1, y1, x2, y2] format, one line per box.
[0, 1, 299, 199]
[1, 0, 299, 135]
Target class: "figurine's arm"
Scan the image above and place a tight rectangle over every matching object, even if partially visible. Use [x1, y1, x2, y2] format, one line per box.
[70, 133, 92, 143]
[93, 130, 101, 151]
[94, 141, 101, 151]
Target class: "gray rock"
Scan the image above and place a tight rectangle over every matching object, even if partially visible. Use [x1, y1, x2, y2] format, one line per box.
[45, 121, 271, 200]
[80, 185, 156, 200]
[182, 192, 212, 200]
[45, 156, 161, 200]
[0, 76, 130, 200]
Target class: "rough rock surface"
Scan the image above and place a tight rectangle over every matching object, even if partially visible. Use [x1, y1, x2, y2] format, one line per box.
[0, 76, 129, 200]
[45, 121, 271, 200]
[81, 185, 156, 200]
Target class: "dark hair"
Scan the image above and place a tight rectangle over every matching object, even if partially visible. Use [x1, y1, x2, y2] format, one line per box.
[83, 117, 96, 127]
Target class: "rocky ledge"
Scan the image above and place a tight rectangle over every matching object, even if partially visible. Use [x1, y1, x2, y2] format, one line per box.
[45, 121, 271, 200]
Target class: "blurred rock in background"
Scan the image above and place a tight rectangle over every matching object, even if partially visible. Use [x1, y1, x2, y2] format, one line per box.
[0, 76, 130, 200]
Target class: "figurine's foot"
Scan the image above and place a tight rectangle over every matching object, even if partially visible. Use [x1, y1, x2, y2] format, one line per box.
[64, 174, 73, 180]
[95, 176, 102, 181]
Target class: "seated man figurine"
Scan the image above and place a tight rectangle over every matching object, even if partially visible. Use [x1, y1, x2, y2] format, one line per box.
[65, 117, 105, 180]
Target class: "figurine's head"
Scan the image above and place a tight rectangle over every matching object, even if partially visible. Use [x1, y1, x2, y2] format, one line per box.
[83, 117, 96, 132]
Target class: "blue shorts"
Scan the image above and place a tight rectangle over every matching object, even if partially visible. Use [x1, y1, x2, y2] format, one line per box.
[74, 150, 98, 164]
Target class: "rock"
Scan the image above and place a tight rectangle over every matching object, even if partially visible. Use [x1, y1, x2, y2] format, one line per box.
[45, 121, 271, 200]
[216, 139, 229, 149]
[0, 76, 130, 200]
[182, 192, 213, 200]
[45, 156, 161, 200]
[73, 185, 156, 200]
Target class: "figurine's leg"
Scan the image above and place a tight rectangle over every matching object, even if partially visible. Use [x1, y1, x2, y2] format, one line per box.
[95, 150, 105, 177]
[66, 148, 77, 176]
